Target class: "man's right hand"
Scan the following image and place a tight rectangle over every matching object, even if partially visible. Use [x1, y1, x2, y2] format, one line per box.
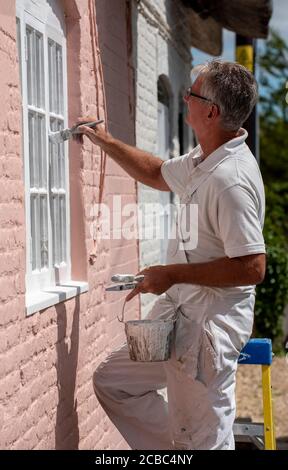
[75, 116, 111, 147]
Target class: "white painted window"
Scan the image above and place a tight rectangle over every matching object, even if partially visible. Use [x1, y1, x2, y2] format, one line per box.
[157, 101, 171, 264]
[16, 1, 72, 306]
[179, 95, 195, 154]
[178, 98, 189, 155]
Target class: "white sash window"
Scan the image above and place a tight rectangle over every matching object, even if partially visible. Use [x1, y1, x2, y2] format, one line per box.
[16, 0, 78, 313]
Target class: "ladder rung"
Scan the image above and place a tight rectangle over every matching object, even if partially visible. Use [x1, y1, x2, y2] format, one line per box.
[233, 422, 264, 437]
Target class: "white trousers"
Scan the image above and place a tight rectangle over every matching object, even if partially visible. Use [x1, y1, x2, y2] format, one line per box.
[93, 293, 254, 450]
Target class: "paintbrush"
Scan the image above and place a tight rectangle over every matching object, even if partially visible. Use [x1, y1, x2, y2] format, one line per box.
[49, 119, 104, 144]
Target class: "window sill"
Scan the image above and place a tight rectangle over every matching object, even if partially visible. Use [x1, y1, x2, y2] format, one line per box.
[26, 281, 89, 316]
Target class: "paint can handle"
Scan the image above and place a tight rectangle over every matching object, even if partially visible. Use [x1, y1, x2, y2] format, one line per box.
[118, 297, 128, 323]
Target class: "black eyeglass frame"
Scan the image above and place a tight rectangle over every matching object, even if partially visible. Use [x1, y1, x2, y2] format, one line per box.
[184, 87, 212, 103]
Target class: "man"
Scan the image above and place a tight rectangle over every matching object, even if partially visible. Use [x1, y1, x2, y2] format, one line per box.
[78, 60, 266, 450]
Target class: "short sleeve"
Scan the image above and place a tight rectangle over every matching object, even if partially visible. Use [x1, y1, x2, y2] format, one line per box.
[161, 153, 191, 195]
[217, 184, 266, 258]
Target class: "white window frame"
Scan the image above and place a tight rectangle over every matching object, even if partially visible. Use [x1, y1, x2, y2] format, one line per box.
[16, 0, 88, 315]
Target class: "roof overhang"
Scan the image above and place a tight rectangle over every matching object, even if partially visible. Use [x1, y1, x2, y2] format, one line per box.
[181, 0, 273, 55]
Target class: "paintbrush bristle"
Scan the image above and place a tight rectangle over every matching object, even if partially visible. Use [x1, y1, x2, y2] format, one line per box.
[49, 128, 72, 144]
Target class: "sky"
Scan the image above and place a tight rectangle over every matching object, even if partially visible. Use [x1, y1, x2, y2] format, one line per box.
[191, 0, 288, 65]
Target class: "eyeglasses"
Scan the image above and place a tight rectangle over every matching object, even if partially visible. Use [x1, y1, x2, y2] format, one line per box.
[184, 87, 212, 103]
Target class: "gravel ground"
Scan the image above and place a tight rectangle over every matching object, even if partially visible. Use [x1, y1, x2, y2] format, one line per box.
[236, 356, 288, 449]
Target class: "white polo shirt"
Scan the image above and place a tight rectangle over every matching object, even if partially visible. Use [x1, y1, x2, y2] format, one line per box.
[161, 128, 266, 297]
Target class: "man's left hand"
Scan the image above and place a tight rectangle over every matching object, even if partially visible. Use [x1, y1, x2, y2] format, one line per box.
[126, 265, 174, 301]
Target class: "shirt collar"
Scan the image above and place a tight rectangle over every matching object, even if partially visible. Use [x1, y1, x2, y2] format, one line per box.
[190, 146, 204, 168]
[196, 128, 248, 173]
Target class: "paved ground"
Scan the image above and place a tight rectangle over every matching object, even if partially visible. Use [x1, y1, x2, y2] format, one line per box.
[236, 356, 288, 450]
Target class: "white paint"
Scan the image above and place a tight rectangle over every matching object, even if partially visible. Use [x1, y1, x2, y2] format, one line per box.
[26, 281, 89, 315]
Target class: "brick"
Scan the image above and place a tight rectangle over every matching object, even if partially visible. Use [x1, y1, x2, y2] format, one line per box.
[7, 112, 21, 133]
[0, 297, 23, 326]
[17, 427, 38, 450]
[0, 370, 20, 402]
[34, 414, 51, 442]
[0, 227, 24, 252]
[0, 417, 22, 448]
[3, 133, 21, 155]
[0, 322, 21, 354]
[0, 276, 16, 302]
[76, 381, 92, 407]
[0, 179, 24, 203]
[0, 250, 24, 276]
[0, 202, 25, 227]
[105, 175, 136, 195]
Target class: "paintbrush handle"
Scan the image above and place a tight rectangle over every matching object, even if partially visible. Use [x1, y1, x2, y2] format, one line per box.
[71, 119, 104, 134]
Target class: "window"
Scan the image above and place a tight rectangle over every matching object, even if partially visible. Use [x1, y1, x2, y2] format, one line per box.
[157, 77, 172, 264]
[16, 1, 86, 314]
[178, 93, 195, 155]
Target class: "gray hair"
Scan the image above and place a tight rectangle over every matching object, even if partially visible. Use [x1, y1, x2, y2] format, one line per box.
[191, 60, 258, 131]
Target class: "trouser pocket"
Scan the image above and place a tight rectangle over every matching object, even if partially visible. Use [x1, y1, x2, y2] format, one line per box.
[174, 305, 207, 379]
[196, 321, 220, 387]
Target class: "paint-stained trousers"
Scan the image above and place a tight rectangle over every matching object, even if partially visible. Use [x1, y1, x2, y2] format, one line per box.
[93, 292, 255, 450]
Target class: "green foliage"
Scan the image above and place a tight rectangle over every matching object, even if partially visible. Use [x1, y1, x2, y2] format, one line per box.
[259, 117, 288, 184]
[255, 184, 288, 346]
[258, 30, 288, 184]
[258, 29, 288, 124]
[254, 31, 288, 350]
[264, 182, 288, 238]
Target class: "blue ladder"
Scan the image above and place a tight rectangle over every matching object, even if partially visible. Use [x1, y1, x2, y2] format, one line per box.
[233, 338, 276, 450]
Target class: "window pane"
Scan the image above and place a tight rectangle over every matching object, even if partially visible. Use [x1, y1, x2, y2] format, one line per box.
[26, 27, 44, 107]
[56, 44, 63, 114]
[50, 118, 59, 188]
[51, 195, 60, 266]
[48, 40, 63, 115]
[29, 112, 46, 188]
[30, 194, 40, 270]
[38, 113, 46, 188]
[49, 119, 65, 189]
[48, 39, 56, 113]
[60, 195, 66, 263]
[35, 31, 44, 108]
[51, 194, 67, 265]
[26, 26, 34, 105]
[57, 120, 65, 188]
[40, 195, 48, 268]
[28, 112, 38, 187]
[59, 139, 65, 189]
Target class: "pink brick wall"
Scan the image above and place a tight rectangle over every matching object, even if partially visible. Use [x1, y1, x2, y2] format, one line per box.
[0, 0, 139, 450]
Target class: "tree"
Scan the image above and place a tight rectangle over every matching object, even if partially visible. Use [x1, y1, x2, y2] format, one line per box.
[254, 30, 288, 350]
[258, 30, 288, 184]
[259, 29, 288, 123]
[255, 183, 288, 348]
